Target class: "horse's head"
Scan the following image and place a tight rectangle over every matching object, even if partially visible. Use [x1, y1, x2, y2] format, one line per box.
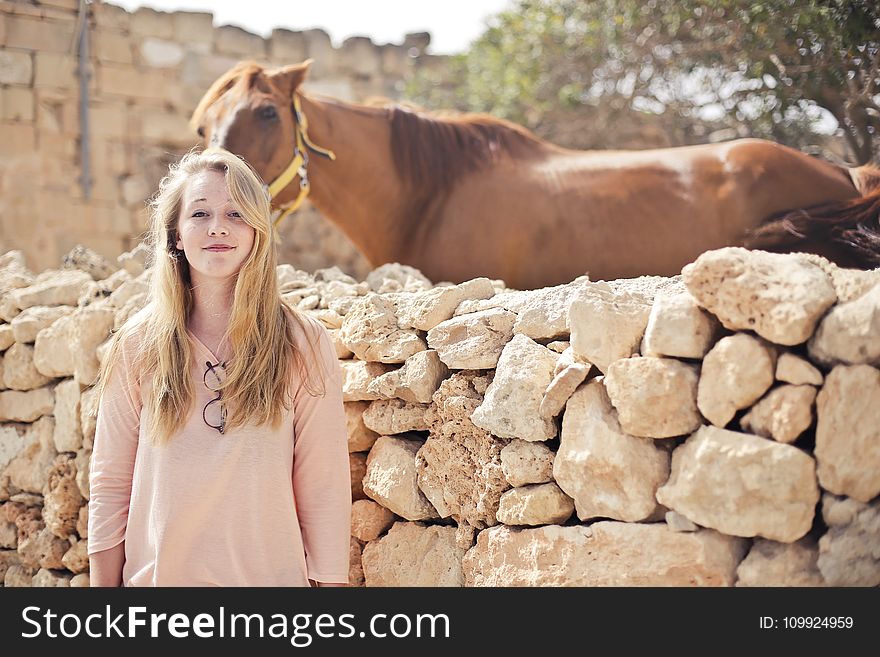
[190, 60, 314, 205]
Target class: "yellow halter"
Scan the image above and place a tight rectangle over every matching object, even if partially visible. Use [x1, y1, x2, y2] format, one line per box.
[265, 93, 336, 242]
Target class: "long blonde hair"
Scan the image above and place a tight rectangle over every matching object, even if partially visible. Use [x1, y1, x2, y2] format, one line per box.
[93, 147, 327, 445]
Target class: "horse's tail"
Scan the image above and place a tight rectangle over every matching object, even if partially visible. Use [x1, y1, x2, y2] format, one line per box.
[743, 163, 880, 269]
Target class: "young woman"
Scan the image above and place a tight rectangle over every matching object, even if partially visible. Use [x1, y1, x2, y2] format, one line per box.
[87, 148, 351, 587]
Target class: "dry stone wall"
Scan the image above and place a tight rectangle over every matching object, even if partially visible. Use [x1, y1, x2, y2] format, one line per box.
[1, 0, 437, 278]
[1, 245, 879, 586]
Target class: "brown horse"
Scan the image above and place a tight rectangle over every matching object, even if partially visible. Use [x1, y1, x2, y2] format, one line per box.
[191, 60, 880, 290]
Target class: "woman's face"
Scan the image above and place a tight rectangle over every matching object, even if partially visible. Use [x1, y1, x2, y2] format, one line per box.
[175, 170, 256, 281]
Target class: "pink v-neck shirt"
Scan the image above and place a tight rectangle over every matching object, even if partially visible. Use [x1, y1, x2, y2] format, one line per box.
[87, 307, 352, 586]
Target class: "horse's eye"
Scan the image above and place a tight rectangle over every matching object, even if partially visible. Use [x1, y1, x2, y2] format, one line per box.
[197, 126, 205, 138]
[259, 105, 278, 121]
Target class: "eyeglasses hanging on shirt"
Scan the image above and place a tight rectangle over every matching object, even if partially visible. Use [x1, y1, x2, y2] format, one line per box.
[203, 360, 227, 434]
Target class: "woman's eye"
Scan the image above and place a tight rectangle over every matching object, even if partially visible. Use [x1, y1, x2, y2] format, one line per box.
[229, 212, 242, 219]
[192, 210, 207, 217]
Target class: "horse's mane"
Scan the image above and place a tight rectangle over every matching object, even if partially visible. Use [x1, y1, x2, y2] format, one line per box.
[745, 163, 880, 268]
[189, 61, 265, 133]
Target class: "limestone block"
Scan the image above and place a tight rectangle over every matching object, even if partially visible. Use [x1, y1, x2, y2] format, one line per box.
[7, 270, 92, 311]
[361, 399, 429, 435]
[682, 247, 836, 345]
[776, 352, 823, 386]
[43, 455, 83, 540]
[471, 334, 558, 441]
[362, 435, 439, 521]
[817, 493, 880, 586]
[139, 37, 185, 68]
[339, 294, 426, 363]
[72, 305, 115, 386]
[496, 483, 575, 526]
[665, 511, 698, 532]
[0, 50, 33, 85]
[33, 313, 76, 378]
[0, 387, 54, 422]
[569, 282, 653, 373]
[62, 245, 118, 281]
[815, 365, 880, 502]
[340, 359, 395, 401]
[539, 362, 590, 418]
[735, 538, 825, 586]
[605, 356, 701, 438]
[215, 24, 266, 58]
[3, 343, 52, 390]
[416, 371, 507, 528]
[740, 384, 816, 444]
[344, 401, 379, 452]
[350, 452, 367, 502]
[367, 350, 448, 403]
[463, 522, 747, 586]
[5, 416, 57, 494]
[269, 29, 307, 62]
[697, 334, 775, 428]
[426, 308, 516, 369]
[808, 283, 880, 367]
[351, 499, 396, 542]
[396, 277, 495, 330]
[500, 439, 555, 487]
[10, 305, 73, 343]
[362, 522, 466, 587]
[656, 425, 819, 542]
[555, 380, 670, 522]
[32, 568, 71, 587]
[61, 539, 89, 574]
[53, 378, 83, 452]
[642, 290, 721, 358]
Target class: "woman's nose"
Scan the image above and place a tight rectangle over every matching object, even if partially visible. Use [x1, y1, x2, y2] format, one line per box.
[208, 217, 229, 235]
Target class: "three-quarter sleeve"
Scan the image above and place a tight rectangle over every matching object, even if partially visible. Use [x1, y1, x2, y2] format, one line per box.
[87, 333, 142, 555]
[292, 322, 352, 584]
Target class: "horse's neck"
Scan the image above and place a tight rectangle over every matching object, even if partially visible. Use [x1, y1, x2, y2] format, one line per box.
[297, 93, 411, 265]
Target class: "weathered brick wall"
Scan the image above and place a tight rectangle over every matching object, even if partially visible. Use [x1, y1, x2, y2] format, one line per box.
[2, 244, 879, 586]
[0, 0, 433, 279]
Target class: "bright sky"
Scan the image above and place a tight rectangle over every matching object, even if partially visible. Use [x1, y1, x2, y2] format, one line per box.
[107, 0, 514, 54]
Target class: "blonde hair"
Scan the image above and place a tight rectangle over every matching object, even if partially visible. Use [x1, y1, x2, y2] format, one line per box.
[93, 147, 327, 445]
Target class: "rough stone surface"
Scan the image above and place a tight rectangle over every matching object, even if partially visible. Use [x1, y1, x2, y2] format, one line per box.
[463, 522, 748, 586]
[362, 522, 467, 586]
[682, 247, 836, 346]
[605, 357, 702, 438]
[395, 277, 495, 330]
[735, 537, 825, 587]
[3, 343, 52, 391]
[362, 435, 440, 521]
[776, 352, 823, 386]
[817, 494, 880, 586]
[7, 270, 93, 312]
[367, 350, 449, 403]
[42, 455, 84, 540]
[339, 294, 426, 363]
[656, 425, 819, 542]
[362, 399, 429, 435]
[697, 334, 776, 428]
[495, 483, 575, 526]
[426, 308, 516, 369]
[642, 290, 720, 359]
[350, 499, 396, 542]
[555, 380, 670, 521]
[539, 362, 590, 418]
[471, 334, 558, 441]
[52, 378, 83, 453]
[72, 306, 115, 386]
[665, 511, 698, 532]
[417, 372, 509, 528]
[344, 401, 378, 453]
[740, 384, 816, 444]
[808, 283, 880, 367]
[32, 313, 77, 378]
[340, 359, 395, 401]
[815, 365, 880, 503]
[10, 305, 73, 344]
[569, 282, 653, 373]
[0, 386, 55, 422]
[5, 417, 57, 495]
[500, 440, 555, 487]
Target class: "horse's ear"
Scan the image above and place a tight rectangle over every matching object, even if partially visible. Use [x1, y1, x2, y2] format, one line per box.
[270, 60, 313, 96]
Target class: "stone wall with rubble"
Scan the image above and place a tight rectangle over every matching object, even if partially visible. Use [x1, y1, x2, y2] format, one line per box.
[1, 0, 440, 280]
[1, 244, 879, 587]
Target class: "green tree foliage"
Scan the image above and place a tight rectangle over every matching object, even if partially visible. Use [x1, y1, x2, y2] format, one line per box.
[406, 0, 879, 163]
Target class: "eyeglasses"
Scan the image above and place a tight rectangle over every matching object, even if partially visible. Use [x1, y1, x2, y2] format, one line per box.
[203, 360, 227, 434]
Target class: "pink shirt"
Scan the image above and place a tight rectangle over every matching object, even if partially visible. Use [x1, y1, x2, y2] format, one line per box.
[87, 307, 351, 586]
